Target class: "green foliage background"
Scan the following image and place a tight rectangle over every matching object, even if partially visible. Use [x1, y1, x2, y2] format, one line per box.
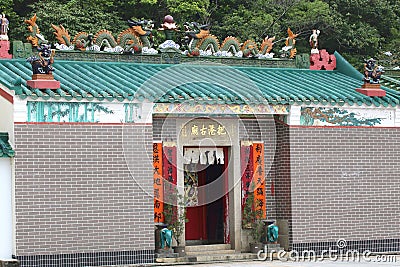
[3, 0, 400, 66]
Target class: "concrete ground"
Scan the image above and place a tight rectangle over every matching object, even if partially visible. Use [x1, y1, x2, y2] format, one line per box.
[157, 256, 400, 267]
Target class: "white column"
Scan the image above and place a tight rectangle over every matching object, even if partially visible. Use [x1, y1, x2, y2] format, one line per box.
[137, 102, 154, 124]
[231, 139, 242, 251]
[287, 105, 301, 126]
[13, 98, 27, 123]
[176, 130, 185, 245]
[395, 107, 400, 127]
[0, 158, 13, 259]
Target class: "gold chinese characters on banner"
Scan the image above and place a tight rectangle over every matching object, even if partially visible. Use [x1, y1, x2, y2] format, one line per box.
[252, 142, 266, 219]
[153, 142, 164, 223]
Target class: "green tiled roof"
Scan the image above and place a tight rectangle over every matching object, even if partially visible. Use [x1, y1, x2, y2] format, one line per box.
[381, 75, 400, 91]
[0, 57, 400, 107]
[0, 133, 14, 158]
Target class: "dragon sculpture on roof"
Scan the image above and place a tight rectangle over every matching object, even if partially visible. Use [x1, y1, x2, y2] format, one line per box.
[25, 14, 47, 47]
[183, 21, 275, 58]
[36, 14, 300, 59]
[52, 19, 155, 53]
[280, 28, 298, 58]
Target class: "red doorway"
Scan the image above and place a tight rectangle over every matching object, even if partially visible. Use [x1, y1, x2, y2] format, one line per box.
[184, 147, 228, 244]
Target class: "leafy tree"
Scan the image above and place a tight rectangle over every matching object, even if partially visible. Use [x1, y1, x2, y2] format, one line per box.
[210, 0, 289, 43]
[212, 4, 274, 43]
[322, 0, 400, 65]
[1, 0, 21, 41]
[0, 0, 13, 13]
[16, 0, 127, 44]
[166, 0, 210, 23]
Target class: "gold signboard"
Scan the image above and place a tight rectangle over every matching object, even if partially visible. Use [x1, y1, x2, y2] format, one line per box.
[178, 118, 237, 145]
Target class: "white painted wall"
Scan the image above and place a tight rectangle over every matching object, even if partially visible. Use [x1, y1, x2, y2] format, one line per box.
[0, 95, 13, 144]
[0, 158, 13, 259]
[287, 104, 398, 127]
[287, 105, 301, 125]
[395, 107, 400, 127]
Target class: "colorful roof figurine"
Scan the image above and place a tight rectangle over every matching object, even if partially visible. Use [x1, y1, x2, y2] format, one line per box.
[0, 13, 10, 40]
[0, 133, 14, 158]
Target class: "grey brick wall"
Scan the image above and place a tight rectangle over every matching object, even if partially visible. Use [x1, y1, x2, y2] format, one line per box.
[153, 117, 177, 141]
[273, 120, 293, 249]
[274, 121, 292, 221]
[289, 126, 400, 244]
[14, 123, 154, 256]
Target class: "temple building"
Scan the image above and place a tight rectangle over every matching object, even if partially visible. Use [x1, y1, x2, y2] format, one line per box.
[0, 16, 400, 267]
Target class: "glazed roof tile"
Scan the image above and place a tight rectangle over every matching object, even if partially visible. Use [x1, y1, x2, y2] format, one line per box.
[381, 75, 400, 92]
[0, 56, 400, 107]
[0, 133, 14, 158]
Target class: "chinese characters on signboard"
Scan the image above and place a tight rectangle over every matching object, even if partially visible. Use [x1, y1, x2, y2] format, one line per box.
[181, 122, 227, 137]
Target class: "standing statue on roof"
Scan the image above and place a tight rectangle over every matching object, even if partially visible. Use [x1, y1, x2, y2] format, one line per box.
[0, 14, 9, 40]
[363, 58, 384, 84]
[309, 29, 320, 54]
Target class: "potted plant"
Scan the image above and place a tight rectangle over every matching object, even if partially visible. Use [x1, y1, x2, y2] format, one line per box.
[163, 191, 188, 257]
[242, 192, 265, 253]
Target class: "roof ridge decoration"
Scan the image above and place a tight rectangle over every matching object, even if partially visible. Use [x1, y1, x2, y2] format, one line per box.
[308, 30, 337, 71]
[24, 14, 303, 60]
[24, 14, 61, 90]
[310, 49, 336, 70]
[0, 13, 12, 59]
[356, 58, 386, 97]
[0, 13, 10, 41]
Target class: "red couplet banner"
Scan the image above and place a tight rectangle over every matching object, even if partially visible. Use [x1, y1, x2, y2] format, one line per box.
[162, 146, 177, 186]
[252, 142, 266, 219]
[153, 143, 164, 223]
[240, 145, 253, 212]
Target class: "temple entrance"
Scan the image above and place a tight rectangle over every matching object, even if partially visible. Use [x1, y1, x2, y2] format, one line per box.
[184, 147, 228, 244]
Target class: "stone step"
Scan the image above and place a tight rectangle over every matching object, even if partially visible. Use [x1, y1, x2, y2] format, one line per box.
[156, 248, 174, 254]
[188, 253, 257, 262]
[185, 244, 231, 252]
[264, 244, 283, 250]
[155, 257, 187, 263]
[186, 249, 235, 256]
[259, 244, 285, 254]
[155, 253, 179, 258]
[156, 253, 258, 264]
